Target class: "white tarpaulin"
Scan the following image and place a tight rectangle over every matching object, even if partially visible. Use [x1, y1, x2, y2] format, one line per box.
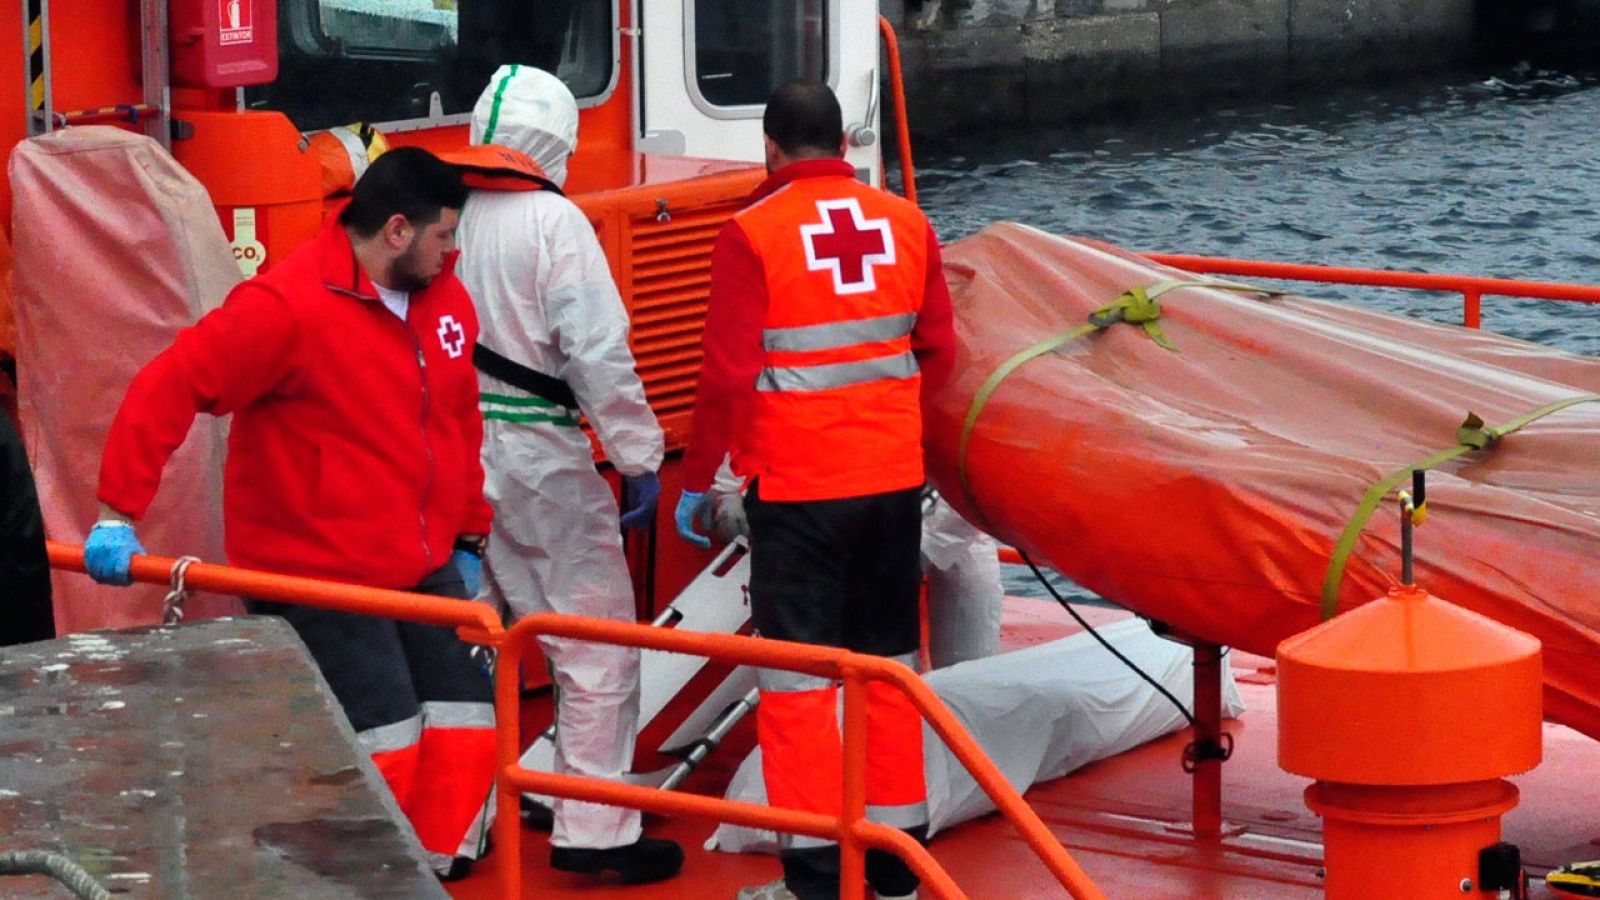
[11, 126, 241, 632]
[710, 617, 1245, 853]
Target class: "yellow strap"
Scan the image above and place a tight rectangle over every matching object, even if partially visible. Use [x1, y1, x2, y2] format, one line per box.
[958, 322, 1097, 503]
[1320, 394, 1600, 620]
[956, 279, 1281, 514]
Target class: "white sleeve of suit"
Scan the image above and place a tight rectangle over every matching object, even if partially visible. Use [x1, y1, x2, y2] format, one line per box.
[541, 199, 665, 475]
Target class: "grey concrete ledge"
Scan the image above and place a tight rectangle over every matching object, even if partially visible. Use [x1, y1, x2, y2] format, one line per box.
[888, 0, 1478, 138]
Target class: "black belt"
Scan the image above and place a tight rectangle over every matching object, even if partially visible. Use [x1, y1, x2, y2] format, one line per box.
[472, 343, 578, 409]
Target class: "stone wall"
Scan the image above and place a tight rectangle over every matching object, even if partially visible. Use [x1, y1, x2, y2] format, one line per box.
[886, 0, 1478, 140]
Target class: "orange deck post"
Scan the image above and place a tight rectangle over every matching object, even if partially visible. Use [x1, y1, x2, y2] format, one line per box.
[1464, 288, 1483, 329]
[1278, 585, 1542, 898]
[841, 668, 871, 900]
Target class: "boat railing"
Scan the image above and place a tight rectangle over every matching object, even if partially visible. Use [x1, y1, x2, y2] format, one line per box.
[45, 541, 504, 644]
[1143, 252, 1600, 329]
[881, 14, 918, 206]
[495, 612, 1108, 900]
[44, 543, 1104, 899]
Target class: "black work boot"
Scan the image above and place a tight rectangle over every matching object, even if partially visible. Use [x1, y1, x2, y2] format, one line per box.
[549, 837, 685, 884]
[520, 796, 554, 831]
[434, 856, 474, 882]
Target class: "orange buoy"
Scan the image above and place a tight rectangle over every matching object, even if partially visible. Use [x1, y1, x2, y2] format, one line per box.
[1278, 584, 1541, 898]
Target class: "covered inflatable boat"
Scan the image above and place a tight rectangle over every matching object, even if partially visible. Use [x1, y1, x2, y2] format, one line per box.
[925, 223, 1600, 740]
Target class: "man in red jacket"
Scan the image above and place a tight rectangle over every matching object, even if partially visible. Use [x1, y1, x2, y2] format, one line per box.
[84, 147, 497, 880]
[673, 82, 957, 900]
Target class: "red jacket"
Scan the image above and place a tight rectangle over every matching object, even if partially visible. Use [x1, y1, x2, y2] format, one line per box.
[682, 159, 957, 498]
[99, 210, 492, 589]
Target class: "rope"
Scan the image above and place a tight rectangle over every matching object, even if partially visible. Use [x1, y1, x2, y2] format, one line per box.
[0, 851, 111, 900]
[1320, 394, 1600, 619]
[162, 555, 202, 626]
[1018, 551, 1197, 730]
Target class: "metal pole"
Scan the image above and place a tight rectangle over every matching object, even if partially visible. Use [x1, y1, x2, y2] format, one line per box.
[1192, 642, 1224, 839]
[22, 0, 51, 136]
[1400, 499, 1414, 586]
[139, 0, 171, 149]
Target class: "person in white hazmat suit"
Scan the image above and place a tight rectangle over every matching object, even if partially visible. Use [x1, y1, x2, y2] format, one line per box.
[708, 482, 1003, 668]
[457, 65, 684, 885]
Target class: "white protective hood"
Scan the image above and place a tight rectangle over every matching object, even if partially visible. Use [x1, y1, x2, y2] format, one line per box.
[470, 64, 579, 187]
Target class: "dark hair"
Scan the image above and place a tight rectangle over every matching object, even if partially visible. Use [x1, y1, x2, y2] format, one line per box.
[338, 146, 469, 237]
[763, 81, 843, 158]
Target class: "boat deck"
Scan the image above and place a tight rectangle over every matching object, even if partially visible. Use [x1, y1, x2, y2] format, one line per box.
[450, 598, 1600, 899]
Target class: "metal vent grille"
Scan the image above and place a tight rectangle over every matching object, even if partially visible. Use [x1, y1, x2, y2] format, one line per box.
[626, 201, 743, 446]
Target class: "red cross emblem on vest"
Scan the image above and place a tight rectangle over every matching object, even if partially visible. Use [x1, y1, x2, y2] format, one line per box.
[800, 198, 896, 295]
[436, 314, 466, 359]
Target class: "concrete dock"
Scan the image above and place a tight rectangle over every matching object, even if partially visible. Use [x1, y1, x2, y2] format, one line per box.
[887, 0, 1480, 137]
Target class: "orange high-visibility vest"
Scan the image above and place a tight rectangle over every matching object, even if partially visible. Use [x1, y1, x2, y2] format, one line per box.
[733, 174, 932, 501]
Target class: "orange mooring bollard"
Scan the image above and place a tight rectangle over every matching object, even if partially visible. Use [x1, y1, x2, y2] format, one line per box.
[1278, 584, 1542, 898]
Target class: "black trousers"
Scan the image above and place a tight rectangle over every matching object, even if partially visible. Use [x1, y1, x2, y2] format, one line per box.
[746, 480, 926, 900]
[746, 481, 923, 658]
[0, 411, 52, 647]
[244, 562, 490, 737]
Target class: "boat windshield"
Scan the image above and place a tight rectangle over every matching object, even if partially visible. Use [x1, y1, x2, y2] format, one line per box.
[246, 0, 615, 130]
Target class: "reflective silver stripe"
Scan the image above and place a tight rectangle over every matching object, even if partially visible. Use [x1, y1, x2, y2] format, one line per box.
[867, 801, 930, 829]
[763, 313, 916, 353]
[426, 850, 455, 875]
[757, 667, 835, 694]
[330, 127, 372, 181]
[421, 700, 494, 730]
[757, 351, 919, 393]
[779, 832, 837, 850]
[357, 714, 422, 756]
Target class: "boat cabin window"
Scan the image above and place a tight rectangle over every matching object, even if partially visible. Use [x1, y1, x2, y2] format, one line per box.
[691, 0, 827, 109]
[247, 0, 616, 130]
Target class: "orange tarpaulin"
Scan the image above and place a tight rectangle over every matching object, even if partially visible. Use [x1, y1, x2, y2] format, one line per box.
[925, 223, 1600, 740]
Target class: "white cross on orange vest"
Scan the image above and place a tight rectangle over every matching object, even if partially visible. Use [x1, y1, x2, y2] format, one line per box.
[800, 198, 896, 295]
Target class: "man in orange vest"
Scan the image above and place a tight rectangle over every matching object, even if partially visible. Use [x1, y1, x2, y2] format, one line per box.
[673, 81, 957, 900]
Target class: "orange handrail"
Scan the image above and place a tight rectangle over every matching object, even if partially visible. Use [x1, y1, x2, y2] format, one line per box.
[878, 15, 917, 206]
[1143, 252, 1600, 331]
[46, 541, 504, 644]
[494, 613, 1106, 900]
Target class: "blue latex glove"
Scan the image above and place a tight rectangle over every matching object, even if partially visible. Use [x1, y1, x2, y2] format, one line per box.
[451, 549, 483, 598]
[619, 471, 661, 530]
[85, 521, 144, 586]
[674, 490, 711, 548]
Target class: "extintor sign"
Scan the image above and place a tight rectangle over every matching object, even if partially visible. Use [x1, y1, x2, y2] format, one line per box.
[219, 0, 252, 45]
[170, 0, 277, 86]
